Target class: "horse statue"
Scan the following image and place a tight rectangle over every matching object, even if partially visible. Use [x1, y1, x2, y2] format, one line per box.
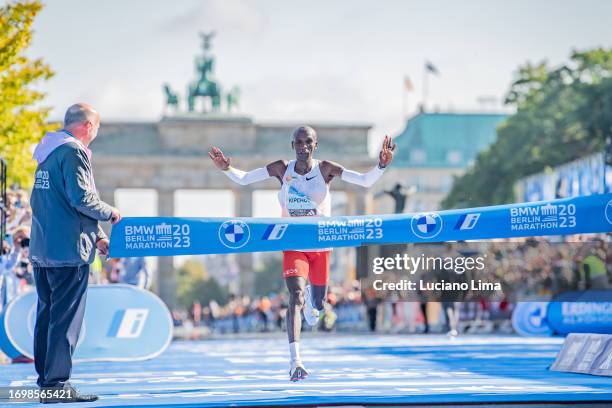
[187, 31, 222, 113]
[163, 83, 179, 113]
[226, 86, 241, 113]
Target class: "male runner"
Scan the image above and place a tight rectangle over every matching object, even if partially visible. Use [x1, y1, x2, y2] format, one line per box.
[209, 126, 395, 381]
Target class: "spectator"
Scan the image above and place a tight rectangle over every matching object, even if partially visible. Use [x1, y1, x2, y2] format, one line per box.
[574, 238, 609, 290]
[116, 257, 150, 289]
[0, 226, 31, 307]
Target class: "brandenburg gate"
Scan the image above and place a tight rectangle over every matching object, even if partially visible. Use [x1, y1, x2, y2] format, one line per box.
[89, 33, 380, 306]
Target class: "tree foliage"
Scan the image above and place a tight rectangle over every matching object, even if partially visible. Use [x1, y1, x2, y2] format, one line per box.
[0, 1, 55, 187]
[442, 48, 612, 208]
[176, 259, 228, 309]
[253, 254, 285, 297]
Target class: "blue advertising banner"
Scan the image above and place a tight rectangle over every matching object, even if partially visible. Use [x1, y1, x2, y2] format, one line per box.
[110, 194, 612, 257]
[0, 285, 173, 361]
[521, 152, 611, 201]
[547, 290, 612, 335]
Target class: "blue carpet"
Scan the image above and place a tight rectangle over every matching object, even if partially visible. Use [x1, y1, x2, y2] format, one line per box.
[1, 334, 611, 407]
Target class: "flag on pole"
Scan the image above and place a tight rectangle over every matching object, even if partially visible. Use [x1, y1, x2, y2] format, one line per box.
[425, 61, 439, 75]
[404, 75, 414, 91]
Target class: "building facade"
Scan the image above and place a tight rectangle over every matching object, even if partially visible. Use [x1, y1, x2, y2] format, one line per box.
[373, 112, 508, 213]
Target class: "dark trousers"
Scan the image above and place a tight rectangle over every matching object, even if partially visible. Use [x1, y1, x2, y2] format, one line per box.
[367, 307, 377, 332]
[33, 265, 89, 388]
[420, 302, 429, 333]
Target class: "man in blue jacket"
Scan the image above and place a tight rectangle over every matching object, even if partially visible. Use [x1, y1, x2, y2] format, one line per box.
[30, 103, 121, 403]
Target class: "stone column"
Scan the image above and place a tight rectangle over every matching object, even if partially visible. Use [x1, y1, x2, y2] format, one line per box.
[157, 189, 176, 308]
[233, 188, 254, 296]
[349, 190, 377, 280]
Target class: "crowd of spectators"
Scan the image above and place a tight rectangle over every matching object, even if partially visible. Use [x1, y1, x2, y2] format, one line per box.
[172, 284, 361, 338]
[172, 235, 610, 338]
[0, 189, 34, 308]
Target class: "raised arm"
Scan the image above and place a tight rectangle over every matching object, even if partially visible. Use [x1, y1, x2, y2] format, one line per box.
[209, 146, 285, 186]
[321, 135, 396, 187]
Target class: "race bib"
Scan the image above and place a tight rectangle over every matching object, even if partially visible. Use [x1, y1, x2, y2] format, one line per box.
[287, 184, 318, 216]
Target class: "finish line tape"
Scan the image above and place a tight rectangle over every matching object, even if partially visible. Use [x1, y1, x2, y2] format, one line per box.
[109, 194, 612, 257]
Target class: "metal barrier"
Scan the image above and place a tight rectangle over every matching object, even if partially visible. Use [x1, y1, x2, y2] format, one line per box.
[0, 157, 6, 244]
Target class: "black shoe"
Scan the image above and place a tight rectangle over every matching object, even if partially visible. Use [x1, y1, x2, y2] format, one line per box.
[40, 382, 98, 403]
[289, 362, 309, 382]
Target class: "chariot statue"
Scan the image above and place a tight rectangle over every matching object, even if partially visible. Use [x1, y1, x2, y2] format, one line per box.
[163, 31, 240, 115]
[187, 32, 222, 112]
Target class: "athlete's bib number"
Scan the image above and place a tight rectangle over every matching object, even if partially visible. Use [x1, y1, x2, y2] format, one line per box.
[287, 185, 318, 217]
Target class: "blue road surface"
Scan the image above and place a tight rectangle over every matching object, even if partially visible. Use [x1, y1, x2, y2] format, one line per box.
[1, 334, 611, 407]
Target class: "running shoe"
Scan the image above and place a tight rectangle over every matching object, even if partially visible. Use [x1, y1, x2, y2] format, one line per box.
[303, 285, 320, 326]
[289, 360, 309, 382]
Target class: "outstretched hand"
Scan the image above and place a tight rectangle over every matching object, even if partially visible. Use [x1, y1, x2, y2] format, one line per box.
[208, 146, 231, 171]
[378, 135, 396, 168]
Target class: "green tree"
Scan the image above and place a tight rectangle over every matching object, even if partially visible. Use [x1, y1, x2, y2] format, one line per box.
[176, 259, 228, 309]
[442, 48, 612, 208]
[1, 1, 55, 187]
[253, 254, 285, 296]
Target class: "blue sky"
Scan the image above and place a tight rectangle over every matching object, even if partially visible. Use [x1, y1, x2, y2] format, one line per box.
[27, 0, 612, 146]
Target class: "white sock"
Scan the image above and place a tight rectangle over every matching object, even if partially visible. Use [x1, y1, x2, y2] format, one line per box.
[289, 342, 301, 363]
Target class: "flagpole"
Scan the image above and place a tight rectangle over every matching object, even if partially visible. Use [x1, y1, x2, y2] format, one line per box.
[402, 83, 407, 120]
[422, 62, 440, 112]
[422, 65, 428, 113]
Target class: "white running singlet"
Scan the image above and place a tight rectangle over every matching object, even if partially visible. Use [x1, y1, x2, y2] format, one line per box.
[278, 159, 331, 252]
[279, 160, 331, 217]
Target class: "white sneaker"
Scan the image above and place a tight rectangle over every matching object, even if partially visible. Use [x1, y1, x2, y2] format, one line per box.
[447, 329, 458, 338]
[303, 285, 320, 326]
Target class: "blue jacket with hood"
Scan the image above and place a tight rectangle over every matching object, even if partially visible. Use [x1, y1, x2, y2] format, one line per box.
[29, 131, 113, 267]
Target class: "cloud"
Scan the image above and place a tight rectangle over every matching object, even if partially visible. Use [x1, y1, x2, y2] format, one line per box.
[158, 0, 267, 37]
[241, 75, 367, 121]
[79, 82, 162, 120]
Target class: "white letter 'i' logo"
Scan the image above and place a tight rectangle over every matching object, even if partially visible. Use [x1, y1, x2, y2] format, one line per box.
[455, 213, 480, 230]
[107, 309, 149, 338]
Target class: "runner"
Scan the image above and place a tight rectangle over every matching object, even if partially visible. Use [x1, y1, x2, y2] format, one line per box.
[209, 125, 395, 381]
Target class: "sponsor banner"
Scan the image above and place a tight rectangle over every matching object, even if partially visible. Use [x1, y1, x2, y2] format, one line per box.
[110, 194, 612, 257]
[550, 333, 612, 377]
[521, 152, 612, 202]
[547, 290, 612, 335]
[0, 285, 172, 361]
[511, 301, 553, 337]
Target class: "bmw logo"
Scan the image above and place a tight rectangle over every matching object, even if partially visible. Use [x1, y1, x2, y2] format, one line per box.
[606, 199, 612, 225]
[410, 212, 443, 239]
[218, 220, 251, 249]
